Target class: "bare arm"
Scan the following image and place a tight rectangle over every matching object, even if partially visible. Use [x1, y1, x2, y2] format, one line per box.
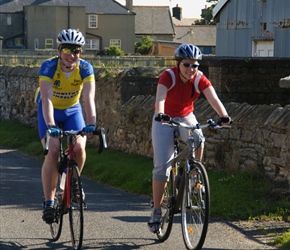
[39, 80, 55, 126]
[155, 84, 168, 114]
[203, 86, 228, 117]
[82, 81, 96, 126]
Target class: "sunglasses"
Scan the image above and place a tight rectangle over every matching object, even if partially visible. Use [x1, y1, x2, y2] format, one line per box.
[180, 62, 199, 68]
[61, 47, 81, 55]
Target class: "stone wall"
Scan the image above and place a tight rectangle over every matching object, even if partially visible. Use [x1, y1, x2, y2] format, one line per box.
[0, 65, 289, 193]
[203, 57, 290, 106]
[114, 95, 290, 194]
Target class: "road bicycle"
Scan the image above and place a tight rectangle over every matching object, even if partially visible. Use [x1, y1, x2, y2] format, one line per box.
[155, 118, 230, 250]
[44, 127, 107, 250]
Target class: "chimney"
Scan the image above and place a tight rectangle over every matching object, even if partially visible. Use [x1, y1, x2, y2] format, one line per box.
[172, 4, 182, 20]
[126, 0, 133, 11]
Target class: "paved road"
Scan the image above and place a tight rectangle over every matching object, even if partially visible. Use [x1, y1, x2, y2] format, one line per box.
[0, 148, 276, 250]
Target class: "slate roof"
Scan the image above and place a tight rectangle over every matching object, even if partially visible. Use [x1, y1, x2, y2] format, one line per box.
[173, 25, 216, 46]
[172, 17, 200, 26]
[132, 6, 175, 35]
[0, 0, 132, 15]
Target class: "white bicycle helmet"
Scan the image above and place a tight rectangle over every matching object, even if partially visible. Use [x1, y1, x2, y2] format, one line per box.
[57, 29, 85, 46]
[174, 44, 202, 61]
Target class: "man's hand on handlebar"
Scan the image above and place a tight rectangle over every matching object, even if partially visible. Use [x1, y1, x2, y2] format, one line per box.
[47, 125, 61, 137]
[82, 124, 96, 136]
[155, 113, 172, 123]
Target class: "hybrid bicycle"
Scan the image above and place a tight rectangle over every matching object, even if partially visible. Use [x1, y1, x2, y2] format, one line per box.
[156, 118, 230, 250]
[44, 127, 107, 250]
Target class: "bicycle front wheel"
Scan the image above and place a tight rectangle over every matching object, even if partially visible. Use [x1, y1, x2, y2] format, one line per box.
[50, 179, 64, 241]
[68, 164, 84, 250]
[157, 169, 175, 241]
[181, 161, 210, 250]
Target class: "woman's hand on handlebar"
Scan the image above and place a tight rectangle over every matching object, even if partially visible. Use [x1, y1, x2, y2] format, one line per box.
[218, 116, 232, 126]
[155, 113, 172, 123]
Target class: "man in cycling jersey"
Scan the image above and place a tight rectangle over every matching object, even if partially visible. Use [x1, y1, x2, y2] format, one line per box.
[36, 29, 96, 224]
[148, 44, 231, 233]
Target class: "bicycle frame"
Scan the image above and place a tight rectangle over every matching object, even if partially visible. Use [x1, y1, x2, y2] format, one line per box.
[169, 130, 195, 214]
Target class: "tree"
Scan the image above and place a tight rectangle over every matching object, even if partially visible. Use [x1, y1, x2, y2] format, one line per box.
[135, 36, 153, 55]
[195, 0, 218, 25]
[106, 46, 124, 56]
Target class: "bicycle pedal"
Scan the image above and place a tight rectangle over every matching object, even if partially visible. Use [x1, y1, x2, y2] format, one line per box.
[83, 202, 88, 210]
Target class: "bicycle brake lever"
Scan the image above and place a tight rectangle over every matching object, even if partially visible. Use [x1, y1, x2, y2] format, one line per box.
[44, 133, 50, 155]
[93, 128, 107, 153]
[100, 128, 107, 149]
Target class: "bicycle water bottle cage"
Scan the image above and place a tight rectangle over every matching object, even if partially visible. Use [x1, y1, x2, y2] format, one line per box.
[174, 129, 180, 139]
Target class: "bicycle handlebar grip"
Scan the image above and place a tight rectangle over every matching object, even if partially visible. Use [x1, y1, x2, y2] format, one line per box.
[43, 149, 48, 156]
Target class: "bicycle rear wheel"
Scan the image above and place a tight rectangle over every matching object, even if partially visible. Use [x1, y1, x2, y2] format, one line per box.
[181, 161, 210, 250]
[68, 164, 84, 250]
[157, 169, 175, 241]
[50, 187, 63, 241]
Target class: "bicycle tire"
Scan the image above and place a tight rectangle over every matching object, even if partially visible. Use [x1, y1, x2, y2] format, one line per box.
[157, 168, 175, 241]
[50, 183, 64, 241]
[181, 161, 210, 250]
[68, 164, 84, 250]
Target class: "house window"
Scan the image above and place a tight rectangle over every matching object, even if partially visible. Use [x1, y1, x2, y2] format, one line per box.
[15, 38, 23, 47]
[89, 15, 98, 28]
[45, 39, 53, 49]
[109, 39, 121, 49]
[85, 39, 99, 50]
[7, 15, 12, 25]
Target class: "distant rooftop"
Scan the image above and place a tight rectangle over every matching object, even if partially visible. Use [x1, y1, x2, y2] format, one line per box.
[0, 0, 132, 14]
[133, 6, 175, 35]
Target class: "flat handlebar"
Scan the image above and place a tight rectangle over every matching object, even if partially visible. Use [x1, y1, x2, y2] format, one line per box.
[165, 118, 231, 130]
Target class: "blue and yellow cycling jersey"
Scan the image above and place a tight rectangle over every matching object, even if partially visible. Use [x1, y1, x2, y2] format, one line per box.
[38, 57, 95, 110]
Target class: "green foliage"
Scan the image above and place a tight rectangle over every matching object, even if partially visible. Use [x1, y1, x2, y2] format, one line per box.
[0, 120, 43, 157]
[135, 36, 153, 55]
[209, 170, 289, 220]
[84, 147, 152, 195]
[273, 230, 290, 248]
[195, 0, 218, 25]
[106, 46, 125, 56]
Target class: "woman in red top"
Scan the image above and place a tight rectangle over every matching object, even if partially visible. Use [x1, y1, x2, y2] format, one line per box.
[148, 44, 231, 233]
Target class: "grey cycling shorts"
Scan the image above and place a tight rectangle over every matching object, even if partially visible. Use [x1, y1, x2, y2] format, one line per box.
[151, 112, 205, 182]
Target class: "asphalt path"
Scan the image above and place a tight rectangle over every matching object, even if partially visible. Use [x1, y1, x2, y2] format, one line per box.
[0, 148, 276, 250]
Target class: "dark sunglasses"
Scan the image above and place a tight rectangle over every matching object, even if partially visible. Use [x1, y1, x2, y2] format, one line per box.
[61, 47, 81, 55]
[180, 62, 199, 68]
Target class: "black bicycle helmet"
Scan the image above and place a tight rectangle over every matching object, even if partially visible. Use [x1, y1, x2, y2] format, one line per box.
[174, 44, 202, 61]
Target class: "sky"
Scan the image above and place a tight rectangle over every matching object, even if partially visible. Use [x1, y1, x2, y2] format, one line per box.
[116, 0, 209, 18]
